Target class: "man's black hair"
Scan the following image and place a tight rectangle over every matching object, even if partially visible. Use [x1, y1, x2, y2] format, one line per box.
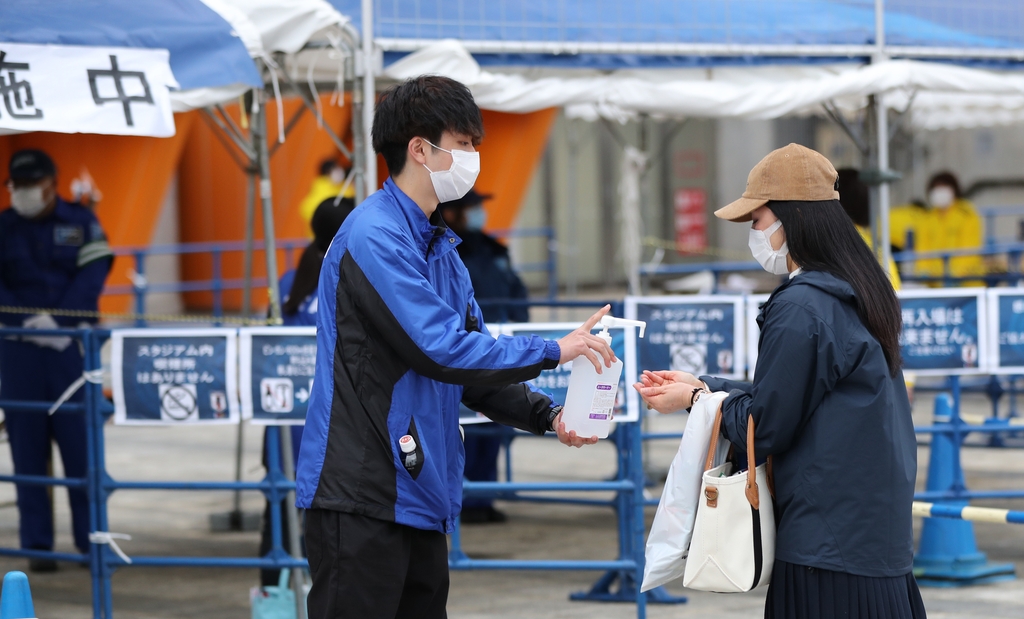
[372, 76, 484, 176]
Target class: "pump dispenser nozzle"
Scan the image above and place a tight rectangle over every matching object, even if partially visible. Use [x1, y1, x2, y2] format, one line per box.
[595, 316, 647, 344]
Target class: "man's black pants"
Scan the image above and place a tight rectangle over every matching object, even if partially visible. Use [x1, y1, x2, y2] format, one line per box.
[306, 509, 449, 619]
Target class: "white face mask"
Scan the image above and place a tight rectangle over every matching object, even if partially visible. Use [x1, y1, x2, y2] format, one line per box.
[749, 220, 790, 275]
[329, 166, 345, 185]
[928, 186, 955, 209]
[423, 140, 480, 204]
[9, 186, 47, 218]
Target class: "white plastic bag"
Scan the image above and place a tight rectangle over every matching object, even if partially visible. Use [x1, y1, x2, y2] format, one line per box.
[641, 391, 731, 592]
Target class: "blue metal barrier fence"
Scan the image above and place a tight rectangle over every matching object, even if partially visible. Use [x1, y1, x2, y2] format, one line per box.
[104, 229, 557, 323]
[0, 327, 299, 619]
[0, 310, 658, 619]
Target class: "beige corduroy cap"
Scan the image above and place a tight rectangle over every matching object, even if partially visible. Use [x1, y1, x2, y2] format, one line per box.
[714, 143, 840, 222]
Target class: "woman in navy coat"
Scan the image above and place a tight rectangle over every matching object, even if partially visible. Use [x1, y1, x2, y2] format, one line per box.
[636, 144, 925, 619]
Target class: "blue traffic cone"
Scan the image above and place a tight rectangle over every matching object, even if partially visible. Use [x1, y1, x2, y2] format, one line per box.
[0, 571, 35, 619]
[914, 393, 1016, 587]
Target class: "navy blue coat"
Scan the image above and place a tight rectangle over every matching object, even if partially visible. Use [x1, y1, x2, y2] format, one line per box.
[0, 197, 112, 325]
[702, 270, 916, 578]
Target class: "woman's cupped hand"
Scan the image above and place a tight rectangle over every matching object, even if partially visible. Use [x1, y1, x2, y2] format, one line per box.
[633, 370, 705, 414]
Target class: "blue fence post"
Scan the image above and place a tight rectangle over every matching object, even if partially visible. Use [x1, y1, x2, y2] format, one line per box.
[212, 249, 223, 325]
[263, 427, 288, 569]
[86, 330, 115, 619]
[914, 388, 1016, 586]
[133, 252, 146, 327]
[82, 330, 104, 619]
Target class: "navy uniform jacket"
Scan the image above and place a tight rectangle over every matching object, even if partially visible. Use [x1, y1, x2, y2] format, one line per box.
[702, 270, 916, 578]
[455, 231, 529, 323]
[296, 178, 560, 534]
[0, 197, 113, 325]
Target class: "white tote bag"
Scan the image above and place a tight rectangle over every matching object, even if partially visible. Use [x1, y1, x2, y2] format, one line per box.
[641, 392, 731, 592]
[682, 405, 775, 593]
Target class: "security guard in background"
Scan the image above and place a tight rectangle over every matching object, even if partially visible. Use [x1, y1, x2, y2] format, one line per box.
[1, 149, 113, 572]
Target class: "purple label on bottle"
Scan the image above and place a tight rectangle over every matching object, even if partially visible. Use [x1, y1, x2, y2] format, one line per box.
[596, 384, 613, 390]
[589, 413, 609, 420]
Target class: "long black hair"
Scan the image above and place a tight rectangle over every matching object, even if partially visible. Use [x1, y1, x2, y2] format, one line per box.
[767, 199, 903, 376]
[283, 197, 354, 316]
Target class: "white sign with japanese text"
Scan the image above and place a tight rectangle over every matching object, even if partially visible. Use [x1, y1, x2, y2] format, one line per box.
[0, 42, 178, 137]
[111, 328, 239, 425]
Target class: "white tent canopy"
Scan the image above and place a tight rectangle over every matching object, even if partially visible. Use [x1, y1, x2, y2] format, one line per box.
[176, 0, 354, 111]
[383, 39, 1024, 130]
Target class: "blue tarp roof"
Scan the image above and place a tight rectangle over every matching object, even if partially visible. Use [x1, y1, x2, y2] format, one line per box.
[0, 0, 261, 90]
[329, 0, 1024, 69]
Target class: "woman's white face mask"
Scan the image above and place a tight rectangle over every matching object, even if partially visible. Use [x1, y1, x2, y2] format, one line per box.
[749, 220, 790, 275]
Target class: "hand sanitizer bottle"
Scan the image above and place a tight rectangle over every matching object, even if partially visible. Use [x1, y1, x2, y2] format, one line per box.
[561, 316, 646, 439]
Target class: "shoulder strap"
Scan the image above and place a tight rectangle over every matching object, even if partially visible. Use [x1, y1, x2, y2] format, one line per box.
[704, 403, 724, 472]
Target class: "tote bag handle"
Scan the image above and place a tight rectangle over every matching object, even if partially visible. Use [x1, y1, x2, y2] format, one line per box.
[704, 403, 772, 508]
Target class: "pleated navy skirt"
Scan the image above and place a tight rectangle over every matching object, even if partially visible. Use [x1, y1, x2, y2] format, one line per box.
[764, 560, 927, 619]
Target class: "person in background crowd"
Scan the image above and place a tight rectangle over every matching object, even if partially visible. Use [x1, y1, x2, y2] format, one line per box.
[439, 189, 529, 524]
[913, 171, 984, 286]
[637, 144, 923, 619]
[836, 168, 901, 289]
[259, 197, 353, 586]
[889, 199, 927, 256]
[1, 149, 113, 572]
[297, 158, 355, 232]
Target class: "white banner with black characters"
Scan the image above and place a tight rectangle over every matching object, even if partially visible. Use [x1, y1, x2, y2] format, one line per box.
[111, 329, 239, 425]
[0, 43, 178, 137]
[625, 295, 746, 420]
[898, 288, 987, 376]
[239, 327, 317, 425]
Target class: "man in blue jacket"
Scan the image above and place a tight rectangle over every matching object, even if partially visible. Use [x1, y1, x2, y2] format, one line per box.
[296, 76, 614, 619]
[1, 149, 113, 572]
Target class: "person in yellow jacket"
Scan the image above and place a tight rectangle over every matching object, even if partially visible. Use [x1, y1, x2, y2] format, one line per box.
[837, 169, 901, 290]
[297, 159, 356, 233]
[889, 200, 926, 253]
[912, 171, 985, 286]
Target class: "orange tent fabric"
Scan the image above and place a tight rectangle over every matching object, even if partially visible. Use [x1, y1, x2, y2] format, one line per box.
[177, 95, 353, 311]
[0, 102, 556, 316]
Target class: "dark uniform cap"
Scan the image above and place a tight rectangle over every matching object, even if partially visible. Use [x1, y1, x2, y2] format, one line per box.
[9, 149, 56, 182]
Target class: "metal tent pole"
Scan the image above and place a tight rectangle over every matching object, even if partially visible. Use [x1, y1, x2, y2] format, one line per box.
[253, 81, 305, 619]
[361, 0, 377, 196]
[874, 0, 893, 274]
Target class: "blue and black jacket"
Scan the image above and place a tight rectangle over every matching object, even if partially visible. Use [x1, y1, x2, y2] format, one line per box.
[703, 270, 916, 578]
[296, 179, 561, 533]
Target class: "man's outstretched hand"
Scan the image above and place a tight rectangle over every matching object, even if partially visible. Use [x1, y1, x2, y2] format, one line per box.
[556, 304, 616, 373]
[552, 409, 599, 448]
